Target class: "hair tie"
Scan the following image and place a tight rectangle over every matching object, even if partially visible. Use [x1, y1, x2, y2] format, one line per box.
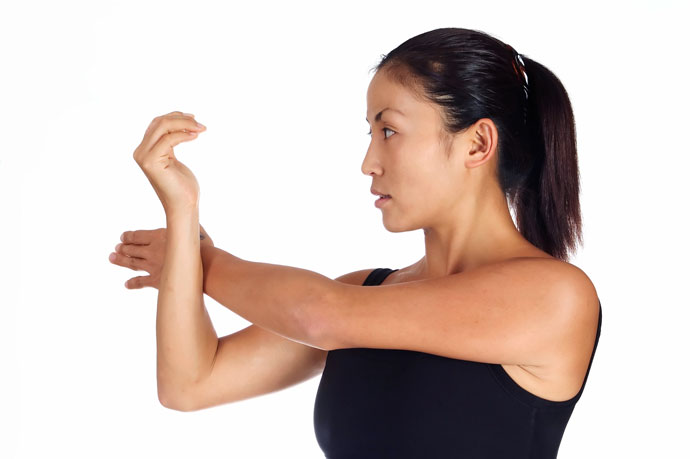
[504, 43, 529, 101]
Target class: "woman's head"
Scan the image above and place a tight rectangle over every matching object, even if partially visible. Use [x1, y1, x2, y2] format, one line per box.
[362, 27, 582, 261]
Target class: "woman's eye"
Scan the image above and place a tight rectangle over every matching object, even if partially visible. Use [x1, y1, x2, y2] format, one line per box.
[366, 127, 396, 139]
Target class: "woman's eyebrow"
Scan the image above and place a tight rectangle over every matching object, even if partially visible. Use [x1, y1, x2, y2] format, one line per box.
[365, 107, 405, 123]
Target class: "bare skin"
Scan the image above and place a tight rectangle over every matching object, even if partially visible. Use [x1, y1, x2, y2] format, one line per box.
[111, 224, 214, 290]
[380, 255, 591, 402]
[110, 227, 364, 410]
[361, 68, 597, 401]
[111, 226, 594, 404]
[110, 68, 597, 408]
[363, 68, 548, 275]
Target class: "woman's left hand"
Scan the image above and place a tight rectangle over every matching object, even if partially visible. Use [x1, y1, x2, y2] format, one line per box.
[133, 111, 207, 213]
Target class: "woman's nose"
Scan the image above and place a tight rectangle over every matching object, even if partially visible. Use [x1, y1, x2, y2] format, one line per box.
[361, 146, 382, 176]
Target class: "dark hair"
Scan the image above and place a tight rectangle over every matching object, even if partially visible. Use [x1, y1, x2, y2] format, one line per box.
[372, 27, 582, 261]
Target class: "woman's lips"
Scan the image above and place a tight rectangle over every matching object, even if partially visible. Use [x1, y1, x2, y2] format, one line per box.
[375, 196, 391, 208]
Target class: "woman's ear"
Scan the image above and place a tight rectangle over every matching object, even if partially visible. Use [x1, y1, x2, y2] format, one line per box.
[465, 118, 498, 169]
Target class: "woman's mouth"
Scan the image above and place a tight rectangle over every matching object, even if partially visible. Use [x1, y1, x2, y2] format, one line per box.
[374, 195, 391, 208]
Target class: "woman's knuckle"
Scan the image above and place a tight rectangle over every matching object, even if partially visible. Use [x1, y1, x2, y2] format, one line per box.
[127, 256, 138, 270]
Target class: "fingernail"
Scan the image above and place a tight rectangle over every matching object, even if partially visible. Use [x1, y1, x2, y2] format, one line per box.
[196, 122, 205, 129]
[183, 113, 195, 117]
[124, 280, 129, 288]
[115, 243, 122, 252]
[109, 253, 116, 262]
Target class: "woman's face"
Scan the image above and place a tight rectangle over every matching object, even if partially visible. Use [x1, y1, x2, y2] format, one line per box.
[362, 69, 470, 232]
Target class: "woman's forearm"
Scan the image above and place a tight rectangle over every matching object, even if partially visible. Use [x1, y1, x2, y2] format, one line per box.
[200, 244, 324, 348]
[157, 208, 219, 403]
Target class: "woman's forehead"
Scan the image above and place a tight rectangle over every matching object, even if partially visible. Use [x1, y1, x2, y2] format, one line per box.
[367, 71, 406, 101]
[367, 92, 439, 128]
[366, 71, 434, 120]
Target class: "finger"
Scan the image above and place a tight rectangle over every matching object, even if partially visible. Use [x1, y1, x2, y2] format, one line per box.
[162, 112, 197, 124]
[160, 111, 197, 120]
[144, 117, 206, 151]
[164, 111, 195, 118]
[149, 130, 201, 157]
[145, 113, 196, 134]
[138, 117, 204, 156]
[165, 111, 195, 119]
[115, 242, 148, 259]
[125, 275, 153, 289]
[121, 229, 156, 245]
[108, 251, 146, 271]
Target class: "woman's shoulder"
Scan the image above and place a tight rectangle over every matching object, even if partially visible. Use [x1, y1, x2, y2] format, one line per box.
[373, 249, 598, 312]
[506, 250, 597, 296]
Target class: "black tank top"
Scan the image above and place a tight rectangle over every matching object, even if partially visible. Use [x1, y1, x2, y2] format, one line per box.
[314, 268, 602, 458]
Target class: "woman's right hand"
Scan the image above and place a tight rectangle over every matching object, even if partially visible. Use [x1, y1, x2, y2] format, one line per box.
[109, 224, 214, 289]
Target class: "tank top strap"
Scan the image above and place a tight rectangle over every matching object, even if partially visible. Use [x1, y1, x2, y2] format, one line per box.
[362, 268, 399, 286]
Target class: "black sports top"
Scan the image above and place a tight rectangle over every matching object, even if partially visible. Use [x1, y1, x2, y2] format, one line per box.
[314, 268, 602, 459]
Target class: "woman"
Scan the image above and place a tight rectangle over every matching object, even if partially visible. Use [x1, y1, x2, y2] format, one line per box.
[109, 27, 602, 458]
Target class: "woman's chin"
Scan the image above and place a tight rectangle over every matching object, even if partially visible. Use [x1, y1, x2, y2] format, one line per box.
[381, 216, 411, 233]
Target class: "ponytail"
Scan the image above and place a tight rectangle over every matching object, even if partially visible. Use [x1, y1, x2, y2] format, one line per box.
[515, 57, 582, 261]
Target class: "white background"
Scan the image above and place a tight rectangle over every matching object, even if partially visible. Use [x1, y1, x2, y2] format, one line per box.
[2, 0, 688, 457]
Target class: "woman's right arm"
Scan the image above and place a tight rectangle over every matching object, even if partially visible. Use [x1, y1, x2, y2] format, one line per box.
[110, 227, 372, 412]
[170, 248, 374, 412]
